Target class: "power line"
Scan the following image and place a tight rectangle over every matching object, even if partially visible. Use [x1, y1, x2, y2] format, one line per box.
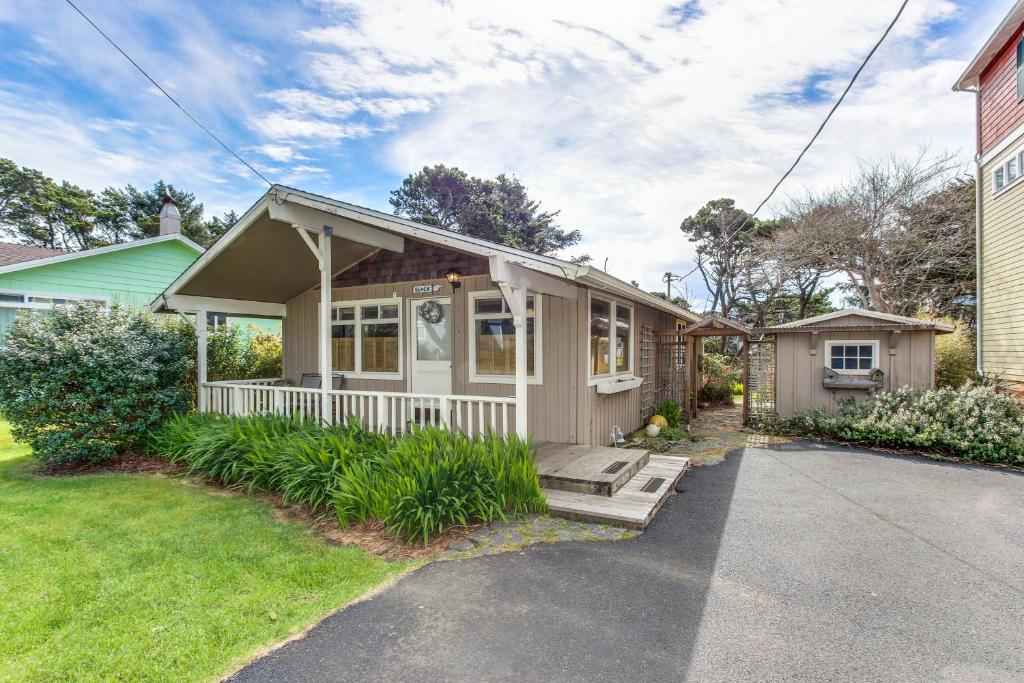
[679, 0, 910, 280]
[62, 0, 273, 188]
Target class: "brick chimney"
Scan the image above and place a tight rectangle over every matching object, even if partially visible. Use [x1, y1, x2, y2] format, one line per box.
[159, 191, 181, 236]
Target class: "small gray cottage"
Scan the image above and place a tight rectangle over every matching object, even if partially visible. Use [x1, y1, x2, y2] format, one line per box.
[756, 309, 954, 418]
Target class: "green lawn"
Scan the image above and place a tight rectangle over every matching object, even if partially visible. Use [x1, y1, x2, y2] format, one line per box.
[0, 422, 410, 682]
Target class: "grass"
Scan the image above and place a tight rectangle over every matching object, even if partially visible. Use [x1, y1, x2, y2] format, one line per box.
[0, 421, 410, 683]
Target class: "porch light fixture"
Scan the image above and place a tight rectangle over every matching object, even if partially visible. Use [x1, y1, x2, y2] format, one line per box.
[446, 268, 463, 289]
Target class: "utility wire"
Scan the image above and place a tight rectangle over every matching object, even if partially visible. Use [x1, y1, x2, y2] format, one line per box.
[63, 0, 273, 187]
[678, 0, 910, 281]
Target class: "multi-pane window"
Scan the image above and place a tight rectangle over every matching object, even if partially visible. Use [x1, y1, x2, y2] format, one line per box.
[826, 341, 878, 374]
[330, 300, 401, 376]
[470, 292, 537, 381]
[590, 296, 633, 378]
[0, 290, 106, 309]
[992, 149, 1024, 195]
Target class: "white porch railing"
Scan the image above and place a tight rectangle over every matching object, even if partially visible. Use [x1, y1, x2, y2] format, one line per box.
[199, 380, 516, 437]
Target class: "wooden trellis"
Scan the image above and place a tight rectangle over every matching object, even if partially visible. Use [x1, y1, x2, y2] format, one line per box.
[744, 336, 777, 421]
[639, 326, 655, 423]
[654, 330, 687, 410]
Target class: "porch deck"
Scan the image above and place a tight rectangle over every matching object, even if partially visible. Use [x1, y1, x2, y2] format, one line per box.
[535, 441, 689, 529]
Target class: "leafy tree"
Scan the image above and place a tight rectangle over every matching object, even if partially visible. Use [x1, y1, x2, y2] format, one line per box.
[649, 291, 692, 310]
[679, 198, 775, 317]
[390, 164, 586, 259]
[95, 181, 232, 246]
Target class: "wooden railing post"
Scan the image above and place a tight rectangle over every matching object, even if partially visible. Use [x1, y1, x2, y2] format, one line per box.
[439, 396, 450, 429]
[231, 385, 244, 417]
[376, 394, 387, 433]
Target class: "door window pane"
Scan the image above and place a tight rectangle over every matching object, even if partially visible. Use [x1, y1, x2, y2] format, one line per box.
[590, 298, 611, 375]
[615, 306, 631, 372]
[416, 302, 451, 361]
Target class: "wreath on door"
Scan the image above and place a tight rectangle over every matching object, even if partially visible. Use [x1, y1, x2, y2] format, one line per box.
[418, 300, 444, 324]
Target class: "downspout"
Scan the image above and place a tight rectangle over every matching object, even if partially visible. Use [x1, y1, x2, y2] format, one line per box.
[974, 151, 984, 378]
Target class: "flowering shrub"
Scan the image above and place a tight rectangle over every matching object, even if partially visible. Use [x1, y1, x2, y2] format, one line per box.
[0, 302, 193, 463]
[762, 385, 1024, 465]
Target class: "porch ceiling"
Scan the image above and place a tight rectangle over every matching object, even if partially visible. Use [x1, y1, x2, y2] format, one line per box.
[177, 211, 379, 303]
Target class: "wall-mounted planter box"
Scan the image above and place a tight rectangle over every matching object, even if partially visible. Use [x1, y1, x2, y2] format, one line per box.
[595, 376, 644, 395]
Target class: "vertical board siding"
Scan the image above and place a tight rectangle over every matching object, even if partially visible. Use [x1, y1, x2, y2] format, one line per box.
[979, 25, 1024, 155]
[774, 328, 937, 418]
[980, 133, 1024, 387]
[581, 286, 688, 446]
[283, 273, 581, 443]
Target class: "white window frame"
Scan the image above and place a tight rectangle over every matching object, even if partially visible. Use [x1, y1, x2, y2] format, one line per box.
[992, 147, 1024, 195]
[587, 292, 636, 385]
[824, 339, 880, 376]
[330, 296, 403, 380]
[467, 289, 543, 385]
[0, 288, 109, 311]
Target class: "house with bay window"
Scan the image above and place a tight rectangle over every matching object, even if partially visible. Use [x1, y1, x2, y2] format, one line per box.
[954, 0, 1024, 391]
[151, 185, 699, 448]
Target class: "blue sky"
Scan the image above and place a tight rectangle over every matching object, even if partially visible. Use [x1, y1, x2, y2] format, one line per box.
[0, 0, 1010, 301]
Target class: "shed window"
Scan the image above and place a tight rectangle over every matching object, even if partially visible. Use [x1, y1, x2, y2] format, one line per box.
[825, 341, 879, 375]
[590, 296, 633, 378]
[469, 292, 538, 382]
[330, 299, 401, 376]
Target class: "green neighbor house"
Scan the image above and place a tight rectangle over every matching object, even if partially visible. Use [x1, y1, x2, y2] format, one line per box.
[0, 198, 279, 339]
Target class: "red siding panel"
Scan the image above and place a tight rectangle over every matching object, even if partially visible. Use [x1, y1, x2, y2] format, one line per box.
[980, 25, 1024, 155]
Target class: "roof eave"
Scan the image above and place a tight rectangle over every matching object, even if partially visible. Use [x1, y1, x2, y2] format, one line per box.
[952, 0, 1024, 92]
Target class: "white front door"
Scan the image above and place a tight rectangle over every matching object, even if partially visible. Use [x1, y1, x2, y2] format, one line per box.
[410, 297, 452, 395]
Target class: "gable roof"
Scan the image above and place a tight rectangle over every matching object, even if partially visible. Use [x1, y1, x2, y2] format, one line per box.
[155, 185, 699, 322]
[0, 234, 204, 276]
[0, 242, 67, 267]
[953, 0, 1024, 91]
[765, 309, 954, 333]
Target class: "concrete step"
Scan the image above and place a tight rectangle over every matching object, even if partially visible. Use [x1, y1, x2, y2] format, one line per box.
[544, 454, 690, 529]
[535, 442, 649, 497]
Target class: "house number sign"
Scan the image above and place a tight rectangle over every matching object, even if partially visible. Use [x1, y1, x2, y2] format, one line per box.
[412, 284, 442, 294]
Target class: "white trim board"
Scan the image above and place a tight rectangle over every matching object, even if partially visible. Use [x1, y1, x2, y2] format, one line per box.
[0, 233, 204, 277]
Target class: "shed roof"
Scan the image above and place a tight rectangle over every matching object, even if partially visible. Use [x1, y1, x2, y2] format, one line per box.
[759, 309, 954, 334]
[0, 242, 67, 267]
[680, 315, 751, 337]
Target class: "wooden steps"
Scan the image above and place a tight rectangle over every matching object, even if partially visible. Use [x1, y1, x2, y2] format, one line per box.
[543, 455, 690, 529]
[534, 441, 649, 497]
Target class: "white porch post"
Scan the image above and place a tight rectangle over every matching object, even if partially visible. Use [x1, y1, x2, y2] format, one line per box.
[500, 284, 529, 438]
[318, 228, 333, 425]
[196, 308, 208, 412]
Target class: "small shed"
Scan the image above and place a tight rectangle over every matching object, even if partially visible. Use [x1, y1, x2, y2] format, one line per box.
[757, 309, 954, 418]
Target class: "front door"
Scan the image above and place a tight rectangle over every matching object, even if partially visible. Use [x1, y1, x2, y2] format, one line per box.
[410, 297, 452, 395]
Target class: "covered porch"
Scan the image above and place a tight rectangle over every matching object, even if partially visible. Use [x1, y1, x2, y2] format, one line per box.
[153, 186, 579, 439]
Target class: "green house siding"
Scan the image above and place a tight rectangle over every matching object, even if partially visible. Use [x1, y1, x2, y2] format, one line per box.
[0, 238, 280, 339]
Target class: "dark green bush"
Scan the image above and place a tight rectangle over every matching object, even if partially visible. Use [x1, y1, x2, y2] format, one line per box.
[651, 399, 683, 427]
[149, 414, 546, 544]
[0, 302, 193, 463]
[759, 385, 1024, 465]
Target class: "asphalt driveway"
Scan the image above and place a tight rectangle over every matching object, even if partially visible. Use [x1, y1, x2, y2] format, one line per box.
[232, 442, 1024, 682]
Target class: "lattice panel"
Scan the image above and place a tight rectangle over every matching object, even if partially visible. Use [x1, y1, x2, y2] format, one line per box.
[654, 331, 687, 408]
[640, 326, 655, 422]
[747, 338, 776, 419]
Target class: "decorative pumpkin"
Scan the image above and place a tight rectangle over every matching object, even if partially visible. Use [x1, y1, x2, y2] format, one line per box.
[646, 423, 661, 437]
[649, 415, 668, 428]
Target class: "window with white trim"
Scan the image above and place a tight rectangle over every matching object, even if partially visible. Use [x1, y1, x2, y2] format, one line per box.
[992, 147, 1024, 195]
[825, 340, 879, 375]
[468, 291, 540, 383]
[330, 299, 402, 376]
[590, 296, 633, 378]
[206, 312, 229, 329]
[0, 290, 107, 310]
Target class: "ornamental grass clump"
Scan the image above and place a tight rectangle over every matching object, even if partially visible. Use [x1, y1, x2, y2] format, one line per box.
[768, 384, 1024, 465]
[149, 413, 546, 544]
